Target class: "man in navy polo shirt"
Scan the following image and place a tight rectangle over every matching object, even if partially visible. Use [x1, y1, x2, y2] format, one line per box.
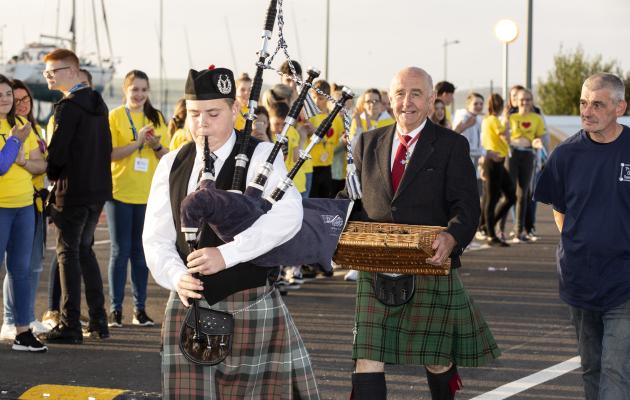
[534, 73, 630, 400]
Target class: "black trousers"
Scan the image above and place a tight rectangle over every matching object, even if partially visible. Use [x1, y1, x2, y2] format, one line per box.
[54, 203, 107, 328]
[506, 149, 535, 235]
[310, 166, 333, 198]
[482, 157, 516, 238]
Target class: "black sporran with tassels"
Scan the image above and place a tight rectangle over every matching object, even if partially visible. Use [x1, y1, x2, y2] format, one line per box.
[179, 306, 234, 365]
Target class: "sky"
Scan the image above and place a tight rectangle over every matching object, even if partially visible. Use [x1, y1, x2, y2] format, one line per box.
[2, 0, 629, 93]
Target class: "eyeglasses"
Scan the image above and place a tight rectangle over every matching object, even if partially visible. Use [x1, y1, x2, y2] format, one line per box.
[42, 66, 70, 78]
[365, 99, 381, 105]
[15, 96, 31, 106]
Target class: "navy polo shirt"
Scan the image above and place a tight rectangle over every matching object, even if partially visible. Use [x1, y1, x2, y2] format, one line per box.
[534, 125, 630, 312]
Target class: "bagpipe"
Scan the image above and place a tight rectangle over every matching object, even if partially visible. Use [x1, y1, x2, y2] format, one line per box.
[180, 0, 361, 277]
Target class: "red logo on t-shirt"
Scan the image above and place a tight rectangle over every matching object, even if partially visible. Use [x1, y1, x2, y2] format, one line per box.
[326, 128, 334, 138]
[522, 121, 531, 129]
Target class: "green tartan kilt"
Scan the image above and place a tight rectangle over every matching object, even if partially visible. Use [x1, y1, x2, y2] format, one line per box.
[352, 270, 501, 367]
[161, 285, 320, 400]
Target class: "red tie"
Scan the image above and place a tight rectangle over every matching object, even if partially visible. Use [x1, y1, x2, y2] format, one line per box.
[391, 135, 411, 192]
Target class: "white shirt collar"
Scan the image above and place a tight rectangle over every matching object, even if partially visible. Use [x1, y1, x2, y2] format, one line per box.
[396, 118, 427, 141]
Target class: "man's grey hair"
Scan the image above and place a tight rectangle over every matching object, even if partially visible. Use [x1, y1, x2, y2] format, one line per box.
[583, 73, 626, 102]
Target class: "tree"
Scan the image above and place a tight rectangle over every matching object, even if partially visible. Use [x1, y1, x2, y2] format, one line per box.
[537, 47, 628, 115]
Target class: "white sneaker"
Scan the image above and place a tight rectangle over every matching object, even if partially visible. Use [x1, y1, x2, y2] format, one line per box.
[344, 270, 358, 282]
[30, 320, 51, 335]
[0, 323, 17, 341]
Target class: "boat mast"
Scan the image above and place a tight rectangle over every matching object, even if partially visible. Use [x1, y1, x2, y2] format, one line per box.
[91, 0, 103, 69]
[71, 0, 77, 52]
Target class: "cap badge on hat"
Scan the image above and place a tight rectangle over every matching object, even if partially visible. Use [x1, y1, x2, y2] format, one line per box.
[217, 74, 232, 95]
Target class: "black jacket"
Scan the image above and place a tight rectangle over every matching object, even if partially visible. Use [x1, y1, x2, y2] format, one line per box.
[340, 119, 480, 268]
[47, 87, 112, 206]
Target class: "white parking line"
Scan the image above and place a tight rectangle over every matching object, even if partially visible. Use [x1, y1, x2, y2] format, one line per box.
[470, 356, 581, 399]
[46, 239, 111, 251]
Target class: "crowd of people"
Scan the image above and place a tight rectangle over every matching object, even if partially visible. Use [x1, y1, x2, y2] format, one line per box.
[0, 46, 628, 400]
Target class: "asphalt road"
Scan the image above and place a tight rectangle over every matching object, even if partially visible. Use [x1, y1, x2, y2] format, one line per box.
[0, 204, 584, 399]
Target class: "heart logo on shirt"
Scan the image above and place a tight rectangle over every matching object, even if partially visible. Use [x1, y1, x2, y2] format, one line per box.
[522, 122, 531, 129]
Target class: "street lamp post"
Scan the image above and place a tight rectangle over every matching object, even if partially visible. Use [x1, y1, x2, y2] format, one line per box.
[442, 39, 460, 81]
[494, 19, 519, 101]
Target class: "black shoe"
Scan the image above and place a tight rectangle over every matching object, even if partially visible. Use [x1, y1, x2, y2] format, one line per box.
[108, 310, 123, 327]
[487, 237, 510, 247]
[84, 318, 110, 339]
[41, 324, 83, 344]
[132, 310, 155, 326]
[13, 329, 48, 352]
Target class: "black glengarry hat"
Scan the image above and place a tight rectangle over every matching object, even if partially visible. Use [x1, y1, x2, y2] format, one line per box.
[185, 65, 235, 100]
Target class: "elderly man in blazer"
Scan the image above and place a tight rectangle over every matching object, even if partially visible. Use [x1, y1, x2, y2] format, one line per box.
[343, 67, 500, 400]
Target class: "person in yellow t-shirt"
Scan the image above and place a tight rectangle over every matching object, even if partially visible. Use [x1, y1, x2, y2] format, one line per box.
[234, 73, 252, 131]
[305, 79, 344, 198]
[331, 84, 352, 196]
[268, 102, 306, 194]
[506, 88, 545, 242]
[106, 70, 170, 327]
[349, 88, 395, 142]
[168, 98, 191, 150]
[0, 74, 48, 351]
[1, 79, 51, 338]
[480, 94, 516, 246]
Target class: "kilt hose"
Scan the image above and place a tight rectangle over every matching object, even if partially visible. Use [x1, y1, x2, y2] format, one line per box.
[161, 285, 320, 399]
[352, 270, 501, 367]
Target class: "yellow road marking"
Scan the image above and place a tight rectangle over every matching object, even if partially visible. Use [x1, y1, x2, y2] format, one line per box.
[19, 384, 126, 400]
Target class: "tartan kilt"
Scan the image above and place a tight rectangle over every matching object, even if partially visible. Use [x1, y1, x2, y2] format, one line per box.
[161, 285, 320, 399]
[352, 270, 501, 367]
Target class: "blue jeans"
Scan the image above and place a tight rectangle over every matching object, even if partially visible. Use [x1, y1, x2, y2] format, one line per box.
[105, 200, 149, 312]
[570, 299, 630, 400]
[3, 208, 44, 325]
[0, 206, 35, 326]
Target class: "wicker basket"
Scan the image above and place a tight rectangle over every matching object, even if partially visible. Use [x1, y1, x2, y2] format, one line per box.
[333, 222, 451, 275]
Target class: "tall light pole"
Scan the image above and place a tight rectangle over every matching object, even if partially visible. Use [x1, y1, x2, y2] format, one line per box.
[442, 39, 460, 81]
[324, 0, 330, 80]
[494, 19, 519, 101]
[525, 0, 534, 89]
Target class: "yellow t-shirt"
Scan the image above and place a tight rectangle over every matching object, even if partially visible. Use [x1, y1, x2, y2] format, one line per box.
[169, 128, 191, 150]
[283, 126, 306, 193]
[109, 106, 170, 204]
[509, 112, 545, 143]
[349, 115, 395, 140]
[0, 119, 38, 208]
[295, 120, 313, 174]
[309, 113, 344, 168]
[235, 105, 248, 131]
[445, 107, 452, 125]
[481, 115, 509, 158]
[46, 116, 55, 145]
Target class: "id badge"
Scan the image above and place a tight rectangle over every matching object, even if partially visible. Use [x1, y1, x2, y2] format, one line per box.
[134, 157, 149, 172]
[319, 151, 329, 163]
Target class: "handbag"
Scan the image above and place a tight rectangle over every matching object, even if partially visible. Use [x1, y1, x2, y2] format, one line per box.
[179, 306, 234, 366]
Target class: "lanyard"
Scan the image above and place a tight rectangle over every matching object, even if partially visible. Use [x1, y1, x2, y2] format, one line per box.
[124, 107, 146, 151]
[395, 129, 421, 165]
[0, 134, 6, 144]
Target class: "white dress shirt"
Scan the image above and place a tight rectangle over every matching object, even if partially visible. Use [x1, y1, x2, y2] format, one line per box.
[142, 131, 303, 291]
[390, 119, 427, 170]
